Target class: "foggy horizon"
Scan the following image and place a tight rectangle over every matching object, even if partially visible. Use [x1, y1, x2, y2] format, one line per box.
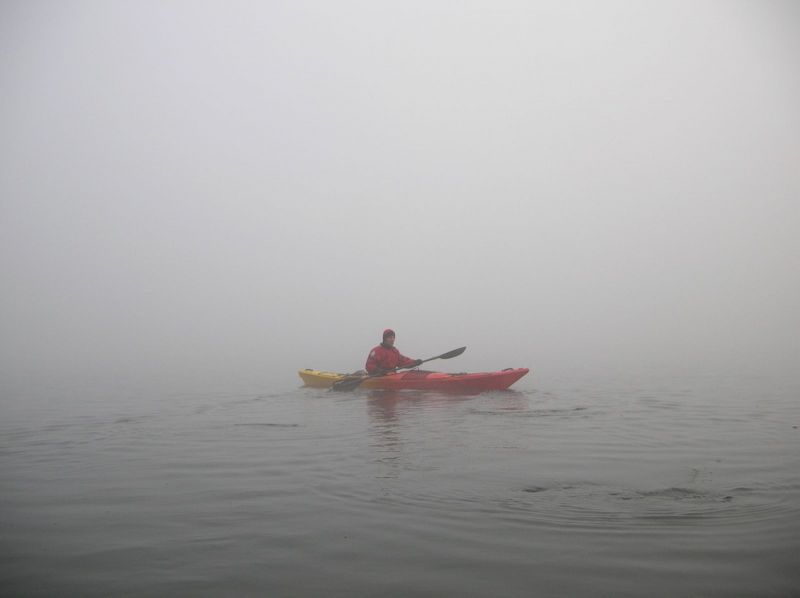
[2, 1, 799, 392]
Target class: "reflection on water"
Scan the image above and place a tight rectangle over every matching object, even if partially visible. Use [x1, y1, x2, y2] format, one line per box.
[365, 391, 476, 480]
[365, 391, 405, 479]
[366, 389, 481, 419]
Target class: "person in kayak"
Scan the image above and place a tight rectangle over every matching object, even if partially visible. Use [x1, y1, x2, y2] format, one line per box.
[365, 329, 422, 374]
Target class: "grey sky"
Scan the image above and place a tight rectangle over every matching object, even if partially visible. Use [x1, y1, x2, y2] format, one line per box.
[2, 1, 798, 390]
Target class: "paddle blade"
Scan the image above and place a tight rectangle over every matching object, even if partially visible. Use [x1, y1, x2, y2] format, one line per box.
[330, 376, 367, 392]
[437, 346, 466, 360]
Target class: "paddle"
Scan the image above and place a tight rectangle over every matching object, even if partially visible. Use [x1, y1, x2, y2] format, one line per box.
[330, 346, 467, 392]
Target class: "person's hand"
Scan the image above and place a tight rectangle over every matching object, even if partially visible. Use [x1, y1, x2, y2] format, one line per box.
[413, 359, 423, 367]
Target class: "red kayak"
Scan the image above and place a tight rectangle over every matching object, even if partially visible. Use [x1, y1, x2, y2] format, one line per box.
[299, 368, 529, 392]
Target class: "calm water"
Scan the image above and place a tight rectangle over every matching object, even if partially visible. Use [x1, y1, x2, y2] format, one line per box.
[1, 374, 799, 597]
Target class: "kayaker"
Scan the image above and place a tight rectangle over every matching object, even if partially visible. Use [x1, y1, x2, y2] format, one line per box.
[365, 329, 422, 374]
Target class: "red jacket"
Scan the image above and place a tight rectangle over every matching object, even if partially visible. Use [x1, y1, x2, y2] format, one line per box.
[365, 344, 417, 374]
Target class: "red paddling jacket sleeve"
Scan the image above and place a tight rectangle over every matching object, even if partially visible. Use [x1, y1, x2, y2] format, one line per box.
[365, 344, 417, 374]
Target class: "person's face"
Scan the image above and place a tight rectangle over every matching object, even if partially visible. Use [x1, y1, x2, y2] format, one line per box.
[384, 335, 395, 347]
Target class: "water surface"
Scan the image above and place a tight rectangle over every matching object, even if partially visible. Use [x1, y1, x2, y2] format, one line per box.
[2, 374, 798, 596]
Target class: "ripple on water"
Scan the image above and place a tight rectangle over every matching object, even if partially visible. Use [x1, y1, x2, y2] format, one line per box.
[467, 406, 591, 418]
[499, 480, 798, 532]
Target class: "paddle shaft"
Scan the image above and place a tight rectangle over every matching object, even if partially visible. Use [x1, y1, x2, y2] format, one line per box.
[379, 345, 466, 374]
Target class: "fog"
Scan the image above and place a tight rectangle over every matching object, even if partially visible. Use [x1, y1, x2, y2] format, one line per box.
[2, 1, 798, 391]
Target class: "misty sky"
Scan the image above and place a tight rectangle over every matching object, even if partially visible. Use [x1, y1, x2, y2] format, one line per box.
[2, 1, 799, 390]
